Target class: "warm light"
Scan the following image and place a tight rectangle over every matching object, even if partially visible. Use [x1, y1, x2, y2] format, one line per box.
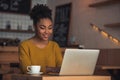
[92, 25, 99, 31]
[109, 36, 113, 40]
[91, 24, 120, 46]
[100, 31, 108, 37]
[112, 38, 119, 44]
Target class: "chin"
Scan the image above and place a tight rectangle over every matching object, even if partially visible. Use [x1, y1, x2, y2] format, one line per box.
[43, 38, 49, 41]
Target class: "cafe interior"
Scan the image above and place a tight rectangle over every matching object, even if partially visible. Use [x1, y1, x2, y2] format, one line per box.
[0, 0, 120, 80]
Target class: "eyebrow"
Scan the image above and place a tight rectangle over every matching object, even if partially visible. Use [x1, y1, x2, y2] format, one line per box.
[39, 24, 52, 27]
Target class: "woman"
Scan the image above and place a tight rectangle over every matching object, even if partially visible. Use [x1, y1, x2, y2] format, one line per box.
[19, 4, 62, 74]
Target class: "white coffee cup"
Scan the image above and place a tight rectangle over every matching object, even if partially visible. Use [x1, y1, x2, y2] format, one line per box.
[27, 65, 41, 73]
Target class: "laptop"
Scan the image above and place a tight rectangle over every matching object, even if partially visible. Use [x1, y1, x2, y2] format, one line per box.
[59, 49, 100, 76]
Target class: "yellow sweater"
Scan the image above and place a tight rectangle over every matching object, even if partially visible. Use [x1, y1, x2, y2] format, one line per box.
[19, 39, 62, 73]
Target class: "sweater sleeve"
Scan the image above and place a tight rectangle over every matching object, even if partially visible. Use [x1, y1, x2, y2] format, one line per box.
[54, 43, 63, 67]
[18, 42, 31, 73]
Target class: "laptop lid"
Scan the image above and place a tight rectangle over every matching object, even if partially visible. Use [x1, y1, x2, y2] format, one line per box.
[59, 49, 100, 76]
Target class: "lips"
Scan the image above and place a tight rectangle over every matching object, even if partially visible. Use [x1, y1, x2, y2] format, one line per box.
[45, 34, 49, 37]
[42, 34, 49, 39]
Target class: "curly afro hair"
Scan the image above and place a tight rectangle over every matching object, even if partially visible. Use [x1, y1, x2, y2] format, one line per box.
[29, 4, 52, 25]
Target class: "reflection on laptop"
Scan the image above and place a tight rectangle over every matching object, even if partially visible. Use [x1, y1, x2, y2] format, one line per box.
[59, 49, 100, 76]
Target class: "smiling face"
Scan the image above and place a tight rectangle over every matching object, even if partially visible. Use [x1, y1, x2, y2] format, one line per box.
[34, 18, 53, 41]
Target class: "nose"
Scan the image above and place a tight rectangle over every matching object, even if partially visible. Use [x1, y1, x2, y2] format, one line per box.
[45, 28, 49, 33]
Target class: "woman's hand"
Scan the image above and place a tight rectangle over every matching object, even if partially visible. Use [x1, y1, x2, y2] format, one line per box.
[46, 66, 61, 73]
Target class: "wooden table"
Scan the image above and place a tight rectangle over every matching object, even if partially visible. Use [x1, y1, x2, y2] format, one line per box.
[0, 69, 10, 80]
[101, 66, 120, 70]
[0, 68, 21, 80]
[43, 76, 111, 80]
[11, 74, 111, 80]
[101, 66, 120, 80]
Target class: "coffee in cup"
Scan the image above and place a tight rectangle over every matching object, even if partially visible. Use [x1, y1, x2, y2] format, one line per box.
[27, 65, 41, 73]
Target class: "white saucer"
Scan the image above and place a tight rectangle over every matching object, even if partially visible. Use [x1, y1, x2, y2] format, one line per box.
[27, 72, 43, 75]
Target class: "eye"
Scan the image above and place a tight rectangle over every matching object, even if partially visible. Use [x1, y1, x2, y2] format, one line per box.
[48, 26, 53, 30]
[39, 25, 45, 29]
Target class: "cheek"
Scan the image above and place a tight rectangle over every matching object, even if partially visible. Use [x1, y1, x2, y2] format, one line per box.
[51, 29, 53, 33]
[37, 29, 43, 34]
[49, 30, 53, 34]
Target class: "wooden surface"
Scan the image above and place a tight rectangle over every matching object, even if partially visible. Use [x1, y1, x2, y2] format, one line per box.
[0, 29, 34, 33]
[0, 69, 10, 74]
[101, 66, 120, 70]
[0, 46, 19, 63]
[98, 66, 120, 80]
[11, 74, 42, 80]
[43, 76, 111, 80]
[0, 46, 18, 52]
[89, 0, 120, 7]
[97, 48, 120, 66]
[11, 74, 111, 80]
[104, 23, 120, 27]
